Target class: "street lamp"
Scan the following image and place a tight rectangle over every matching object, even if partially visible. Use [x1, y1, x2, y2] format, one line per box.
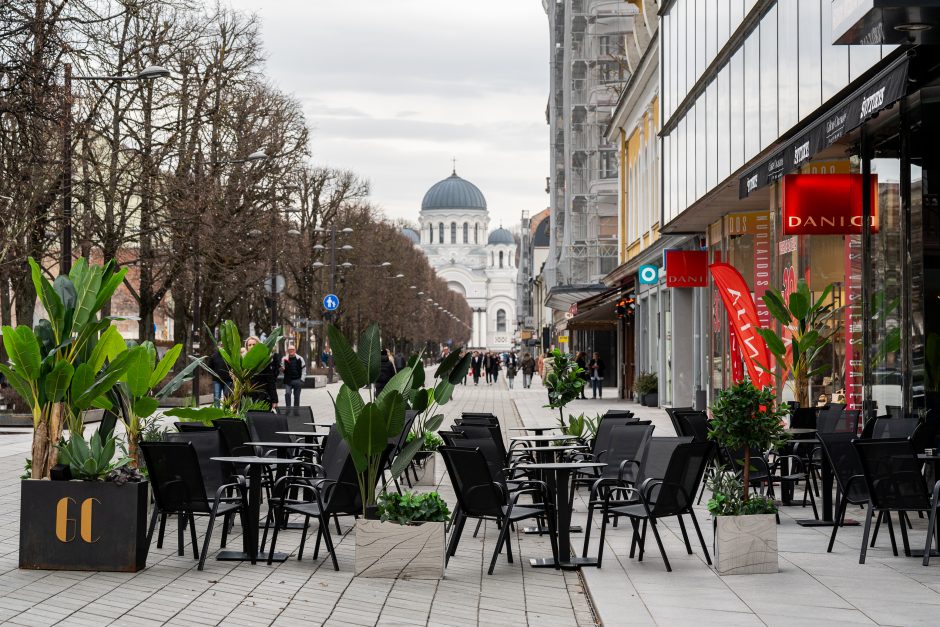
[61, 63, 170, 273]
[311, 224, 354, 383]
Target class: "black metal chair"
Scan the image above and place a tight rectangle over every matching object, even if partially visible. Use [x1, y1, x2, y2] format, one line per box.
[276, 405, 315, 432]
[582, 435, 692, 562]
[212, 418, 254, 457]
[819, 432, 871, 552]
[675, 411, 710, 442]
[664, 407, 693, 436]
[567, 416, 637, 485]
[853, 438, 940, 564]
[872, 417, 920, 439]
[596, 441, 715, 572]
[140, 441, 247, 569]
[174, 421, 216, 432]
[263, 437, 365, 570]
[570, 424, 654, 495]
[439, 446, 558, 575]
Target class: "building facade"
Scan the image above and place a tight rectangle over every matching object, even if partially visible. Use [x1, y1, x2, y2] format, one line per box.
[413, 170, 517, 350]
[659, 1, 940, 416]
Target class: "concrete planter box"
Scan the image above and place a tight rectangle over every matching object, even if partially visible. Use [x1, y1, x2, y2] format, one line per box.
[414, 454, 437, 487]
[714, 513, 778, 575]
[355, 519, 445, 579]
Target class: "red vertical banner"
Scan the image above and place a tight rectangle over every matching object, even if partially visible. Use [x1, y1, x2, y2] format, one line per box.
[753, 212, 772, 329]
[729, 321, 744, 383]
[843, 235, 863, 410]
[709, 263, 774, 390]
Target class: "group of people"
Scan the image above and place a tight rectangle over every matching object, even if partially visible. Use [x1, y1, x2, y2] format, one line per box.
[575, 350, 605, 399]
[464, 350, 539, 389]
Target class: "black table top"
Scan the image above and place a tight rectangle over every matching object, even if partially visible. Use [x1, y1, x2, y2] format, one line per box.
[508, 427, 557, 432]
[517, 462, 606, 470]
[525, 445, 588, 452]
[211, 456, 299, 465]
[276, 431, 329, 438]
[509, 434, 579, 442]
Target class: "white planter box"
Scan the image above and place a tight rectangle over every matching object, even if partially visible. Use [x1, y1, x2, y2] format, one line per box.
[414, 454, 437, 487]
[714, 513, 778, 575]
[355, 519, 445, 579]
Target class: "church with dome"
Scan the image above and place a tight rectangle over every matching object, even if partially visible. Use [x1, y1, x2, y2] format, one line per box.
[402, 169, 517, 350]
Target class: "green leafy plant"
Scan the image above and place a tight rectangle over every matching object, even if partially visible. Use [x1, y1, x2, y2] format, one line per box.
[556, 413, 599, 441]
[707, 472, 777, 516]
[0, 257, 132, 479]
[708, 380, 788, 503]
[634, 371, 658, 396]
[407, 430, 444, 452]
[756, 279, 838, 407]
[543, 349, 585, 422]
[56, 431, 131, 481]
[376, 490, 451, 525]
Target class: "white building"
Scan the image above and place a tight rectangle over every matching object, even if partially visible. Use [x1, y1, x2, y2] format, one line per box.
[404, 170, 517, 350]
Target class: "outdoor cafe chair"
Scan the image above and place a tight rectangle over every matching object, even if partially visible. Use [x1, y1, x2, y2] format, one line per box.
[852, 438, 940, 564]
[594, 441, 715, 572]
[212, 418, 255, 457]
[439, 446, 558, 575]
[818, 432, 871, 553]
[582, 435, 692, 563]
[569, 424, 654, 500]
[276, 405, 315, 431]
[140, 441, 247, 570]
[664, 407, 693, 436]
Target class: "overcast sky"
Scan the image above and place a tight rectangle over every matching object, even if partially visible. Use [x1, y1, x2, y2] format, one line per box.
[225, 0, 550, 230]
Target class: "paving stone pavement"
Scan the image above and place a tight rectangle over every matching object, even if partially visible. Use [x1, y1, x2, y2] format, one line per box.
[510, 375, 940, 627]
[0, 378, 595, 627]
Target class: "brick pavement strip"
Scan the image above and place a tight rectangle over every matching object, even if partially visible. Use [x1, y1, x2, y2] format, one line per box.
[0, 381, 595, 627]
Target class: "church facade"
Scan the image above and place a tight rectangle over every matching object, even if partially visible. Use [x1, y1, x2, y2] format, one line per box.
[403, 171, 517, 350]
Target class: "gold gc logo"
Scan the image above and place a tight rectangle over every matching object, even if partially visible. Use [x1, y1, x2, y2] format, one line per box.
[55, 497, 100, 543]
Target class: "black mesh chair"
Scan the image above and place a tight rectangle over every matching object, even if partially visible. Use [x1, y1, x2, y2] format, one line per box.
[571, 424, 654, 493]
[263, 437, 364, 570]
[582, 435, 692, 562]
[568, 417, 637, 482]
[595, 441, 714, 572]
[819, 433, 871, 552]
[853, 438, 940, 564]
[440, 446, 558, 575]
[675, 411, 710, 442]
[664, 407, 693, 436]
[174, 421, 216, 432]
[872, 417, 920, 439]
[212, 418, 254, 457]
[276, 405, 315, 431]
[140, 441, 246, 569]
[247, 412, 291, 442]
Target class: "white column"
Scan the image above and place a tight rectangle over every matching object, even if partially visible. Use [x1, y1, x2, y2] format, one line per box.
[480, 309, 488, 349]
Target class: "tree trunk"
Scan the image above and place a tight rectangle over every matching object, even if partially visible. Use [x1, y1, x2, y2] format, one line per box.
[128, 436, 141, 470]
[31, 403, 64, 479]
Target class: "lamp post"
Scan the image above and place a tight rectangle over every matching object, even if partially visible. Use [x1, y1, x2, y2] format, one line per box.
[61, 63, 170, 274]
[312, 225, 354, 383]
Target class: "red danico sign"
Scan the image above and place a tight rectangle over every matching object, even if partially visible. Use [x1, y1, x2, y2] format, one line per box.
[782, 174, 879, 235]
[664, 250, 707, 287]
[709, 263, 774, 389]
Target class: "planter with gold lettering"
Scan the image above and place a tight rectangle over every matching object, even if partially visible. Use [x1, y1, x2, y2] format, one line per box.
[19, 479, 149, 572]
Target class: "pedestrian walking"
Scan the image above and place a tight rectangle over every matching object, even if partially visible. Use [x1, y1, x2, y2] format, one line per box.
[471, 351, 484, 385]
[506, 351, 517, 389]
[575, 351, 588, 399]
[395, 351, 406, 371]
[488, 352, 500, 384]
[208, 348, 231, 405]
[375, 348, 397, 395]
[588, 352, 605, 399]
[244, 336, 278, 409]
[281, 345, 306, 407]
[521, 352, 535, 388]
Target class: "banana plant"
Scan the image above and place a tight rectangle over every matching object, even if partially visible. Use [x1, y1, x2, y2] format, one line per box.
[755, 279, 838, 407]
[110, 341, 205, 467]
[0, 257, 131, 479]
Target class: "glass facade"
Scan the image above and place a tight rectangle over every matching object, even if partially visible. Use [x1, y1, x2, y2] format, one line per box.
[661, 0, 892, 225]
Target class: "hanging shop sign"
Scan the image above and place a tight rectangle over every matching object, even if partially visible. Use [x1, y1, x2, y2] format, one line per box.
[638, 265, 659, 285]
[739, 54, 908, 198]
[709, 263, 774, 389]
[663, 250, 707, 287]
[781, 174, 879, 235]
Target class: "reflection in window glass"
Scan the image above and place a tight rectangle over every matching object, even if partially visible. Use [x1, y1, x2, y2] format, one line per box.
[798, 0, 821, 119]
[730, 0, 744, 30]
[717, 66, 730, 184]
[678, 119, 687, 214]
[696, 100, 706, 200]
[707, 80, 718, 191]
[849, 42, 882, 81]
[663, 13, 671, 117]
[778, 0, 799, 133]
[706, 0, 717, 65]
[744, 31, 760, 160]
[717, 0, 730, 52]
[820, 0, 848, 102]
[696, 1, 706, 79]
[760, 6, 778, 148]
[729, 49, 744, 171]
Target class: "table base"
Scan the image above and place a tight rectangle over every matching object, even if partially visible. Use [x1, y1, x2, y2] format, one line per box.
[529, 555, 598, 570]
[796, 518, 858, 528]
[216, 550, 290, 563]
[523, 525, 582, 535]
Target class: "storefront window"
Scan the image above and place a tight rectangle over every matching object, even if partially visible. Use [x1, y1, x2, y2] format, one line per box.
[797, 0, 821, 119]
[777, 0, 798, 133]
[759, 6, 778, 149]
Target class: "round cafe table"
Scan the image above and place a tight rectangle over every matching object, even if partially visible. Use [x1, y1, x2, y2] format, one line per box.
[210, 456, 298, 564]
[516, 461, 606, 570]
[510, 439, 584, 534]
[508, 426, 558, 436]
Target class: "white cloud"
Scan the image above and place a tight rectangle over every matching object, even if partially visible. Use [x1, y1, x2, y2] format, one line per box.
[225, 0, 549, 228]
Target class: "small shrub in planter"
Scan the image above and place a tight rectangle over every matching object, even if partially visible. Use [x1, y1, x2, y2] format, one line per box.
[708, 380, 787, 575]
[635, 371, 658, 405]
[355, 491, 450, 579]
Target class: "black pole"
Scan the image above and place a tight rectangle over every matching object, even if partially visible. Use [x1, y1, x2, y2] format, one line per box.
[62, 63, 73, 275]
[327, 226, 336, 383]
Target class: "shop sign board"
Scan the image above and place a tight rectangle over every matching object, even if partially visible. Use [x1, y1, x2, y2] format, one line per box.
[638, 265, 659, 285]
[663, 250, 707, 287]
[781, 174, 879, 235]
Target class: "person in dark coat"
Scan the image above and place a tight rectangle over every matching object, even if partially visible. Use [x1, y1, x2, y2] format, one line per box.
[375, 348, 397, 395]
[470, 351, 484, 386]
[575, 351, 588, 399]
[244, 336, 278, 409]
[281, 345, 306, 407]
[506, 352, 518, 389]
[521, 352, 536, 388]
[487, 352, 500, 385]
[588, 352, 605, 399]
[208, 348, 232, 405]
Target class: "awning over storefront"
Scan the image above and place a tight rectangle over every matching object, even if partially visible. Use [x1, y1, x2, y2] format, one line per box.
[738, 52, 910, 199]
[567, 287, 620, 331]
[545, 284, 608, 310]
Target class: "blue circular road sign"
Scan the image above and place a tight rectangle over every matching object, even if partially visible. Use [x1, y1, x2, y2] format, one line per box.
[323, 294, 340, 311]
